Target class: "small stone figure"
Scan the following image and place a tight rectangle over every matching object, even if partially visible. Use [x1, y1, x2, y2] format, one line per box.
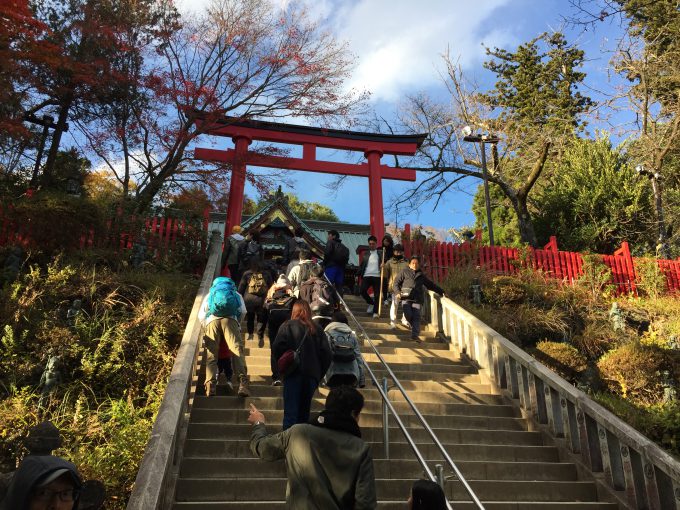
[66, 299, 82, 326]
[660, 370, 677, 404]
[130, 236, 147, 268]
[608, 302, 625, 332]
[1, 246, 23, 283]
[38, 355, 61, 409]
[469, 278, 482, 305]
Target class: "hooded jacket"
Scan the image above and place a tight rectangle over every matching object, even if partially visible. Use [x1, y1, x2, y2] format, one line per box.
[250, 411, 376, 510]
[272, 319, 332, 383]
[224, 233, 245, 266]
[1, 455, 82, 510]
[392, 266, 444, 304]
[323, 322, 364, 387]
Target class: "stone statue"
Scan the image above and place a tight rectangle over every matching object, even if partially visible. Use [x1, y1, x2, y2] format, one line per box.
[660, 370, 677, 404]
[130, 236, 147, 268]
[469, 278, 482, 305]
[38, 356, 61, 409]
[1, 246, 23, 283]
[608, 302, 625, 332]
[66, 299, 82, 326]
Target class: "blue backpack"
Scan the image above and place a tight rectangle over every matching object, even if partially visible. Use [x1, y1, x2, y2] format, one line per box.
[207, 277, 241, 318]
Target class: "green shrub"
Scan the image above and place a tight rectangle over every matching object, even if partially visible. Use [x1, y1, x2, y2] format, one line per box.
[594, 393, 680, 456]
[577, 254, 616, 300]
[572, 316, 626, 360]
[635, 258, 667, 300]
[597, 342, 676, 404]
[532, 341, 588, 382]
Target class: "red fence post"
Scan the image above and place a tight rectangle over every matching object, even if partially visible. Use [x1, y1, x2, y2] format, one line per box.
[614, 241, 636, 294]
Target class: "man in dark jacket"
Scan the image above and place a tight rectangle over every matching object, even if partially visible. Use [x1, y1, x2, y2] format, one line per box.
[264, 275, 295, 386]
[358, 236, 383, 318]
[238, 259, 274, 347]
[284, 228, 307, 265]
[393, 255, 445, 341]
[1, 455, 82, 510]
[248, 386, 377, 510]
[323, 230, 349, 294]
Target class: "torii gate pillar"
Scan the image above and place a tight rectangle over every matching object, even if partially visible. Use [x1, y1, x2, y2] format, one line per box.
[225, 135, 251, 234]
[366, 150, 385, 242]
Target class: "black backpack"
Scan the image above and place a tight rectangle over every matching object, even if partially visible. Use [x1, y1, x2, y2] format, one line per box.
[327, 328, 356, 363]
[310, 279, 336, 313]
[334, 242, 350, 266]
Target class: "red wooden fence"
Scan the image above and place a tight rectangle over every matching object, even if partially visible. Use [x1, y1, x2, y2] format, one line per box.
[0, 204, 210, 260]
[402, 224, 680, 295]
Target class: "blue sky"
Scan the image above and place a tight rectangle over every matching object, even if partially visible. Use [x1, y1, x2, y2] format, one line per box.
[182, 1, 628, 232]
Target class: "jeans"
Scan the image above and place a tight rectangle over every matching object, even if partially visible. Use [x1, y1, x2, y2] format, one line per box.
[403, 302, 422, 339]
[246, 306, 267, 336]
[325, 266, 344, 293]
[282, 371, 318, 430]
[267, 328, 280, 381]
[360, 276, 381, 306]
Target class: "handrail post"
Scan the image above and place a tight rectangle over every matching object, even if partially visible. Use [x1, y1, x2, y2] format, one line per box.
[382, 377, 390, 460]
[436, 463, 445, 489]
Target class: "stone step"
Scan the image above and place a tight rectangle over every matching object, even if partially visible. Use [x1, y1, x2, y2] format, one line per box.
[243, 345, 457, 357]
[174, 478, 598, 502]
[193, 388, 505, 405]
[179, 458, 577, 481]
[240, 356, 473, 374]
[188, 409, 526, 431]
[186, 423, 544, 446]
[192, 395, 519, 417]
[173, 502, 618, 509]
[183, 439, 559, 463]
[242, 352, 465, 366]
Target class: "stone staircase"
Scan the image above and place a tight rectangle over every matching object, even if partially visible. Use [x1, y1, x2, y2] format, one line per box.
[171, 295, 619, 509]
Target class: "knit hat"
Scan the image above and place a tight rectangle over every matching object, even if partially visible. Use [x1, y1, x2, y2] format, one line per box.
[232, 225, 242, 233]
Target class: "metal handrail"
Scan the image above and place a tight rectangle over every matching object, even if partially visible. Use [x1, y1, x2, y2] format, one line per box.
[329, 282, 485, 509]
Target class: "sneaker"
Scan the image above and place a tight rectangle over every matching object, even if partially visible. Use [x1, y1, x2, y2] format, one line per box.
[237, 377, 250, 398]
[389, 322, 396, 330]
[372, 313, 379, 319]
[401, 318, 410, 329]
[258, 335, 265, 348]
[246, 333, 254, 341]
[205, 380, 216, 397]
[217, 372, 228, 386]
[383, 299, 390, 306]
[272, 379, 282, 387]
[225, 380, 234, 393]
[366, 304, 374, 314]
[411, 336, 424, 343]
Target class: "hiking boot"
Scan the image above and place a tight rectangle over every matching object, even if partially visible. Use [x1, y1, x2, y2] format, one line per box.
[366, 304, 374, 314]
[389, 321, 397, 330]
[272, 379, 282, 387]
[258, 334, 265, 348]
[237, 376, 250, 398]
[246, 333, 254, 341]
[205, 380, 216, 397]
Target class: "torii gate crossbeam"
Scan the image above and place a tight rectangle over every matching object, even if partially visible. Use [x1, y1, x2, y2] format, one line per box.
[194, 117, 426, 242]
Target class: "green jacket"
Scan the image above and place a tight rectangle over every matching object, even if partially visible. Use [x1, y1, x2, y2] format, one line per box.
[250, 421, 377, 510]
[383, 257, 409, 291]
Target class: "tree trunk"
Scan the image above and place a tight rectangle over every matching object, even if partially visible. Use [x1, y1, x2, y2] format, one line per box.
[41, 96, 73, 187]
[511, 195, 538, 247]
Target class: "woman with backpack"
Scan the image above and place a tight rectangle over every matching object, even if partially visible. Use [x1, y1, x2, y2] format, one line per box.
[264, 275, 295, 386]
[273, 300, 332, 430]
[323, 311, 365, 388]
[238, 259, 273, 347]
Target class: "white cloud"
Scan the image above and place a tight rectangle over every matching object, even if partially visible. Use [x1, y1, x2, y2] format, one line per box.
[332, 0, 515, 102]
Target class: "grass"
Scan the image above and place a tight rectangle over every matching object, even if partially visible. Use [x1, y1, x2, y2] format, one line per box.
[0, 250, 199, 506]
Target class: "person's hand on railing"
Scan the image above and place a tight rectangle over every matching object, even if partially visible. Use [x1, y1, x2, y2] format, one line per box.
[248, 403, 266, 426]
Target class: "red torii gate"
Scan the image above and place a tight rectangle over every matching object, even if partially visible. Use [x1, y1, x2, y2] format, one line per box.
[194, 117, 426, 242]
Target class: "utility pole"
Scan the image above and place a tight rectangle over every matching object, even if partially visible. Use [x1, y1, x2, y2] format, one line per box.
[24, 114, 60, 189]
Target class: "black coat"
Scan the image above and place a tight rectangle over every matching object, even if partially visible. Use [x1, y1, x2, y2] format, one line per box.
[273, 319, 332, 383]
[392, 267, 444, 304]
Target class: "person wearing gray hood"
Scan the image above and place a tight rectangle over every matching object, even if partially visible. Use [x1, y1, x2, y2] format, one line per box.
[1, 455, 82, 510]
[324, 311, 365, 388]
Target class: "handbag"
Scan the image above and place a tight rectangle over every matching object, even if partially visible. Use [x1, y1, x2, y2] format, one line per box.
[400, 286, 414, 300]
[277, 331, 308, 377]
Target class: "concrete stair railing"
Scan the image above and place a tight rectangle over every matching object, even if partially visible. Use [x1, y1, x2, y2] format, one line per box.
[423, 289, 680, 510]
